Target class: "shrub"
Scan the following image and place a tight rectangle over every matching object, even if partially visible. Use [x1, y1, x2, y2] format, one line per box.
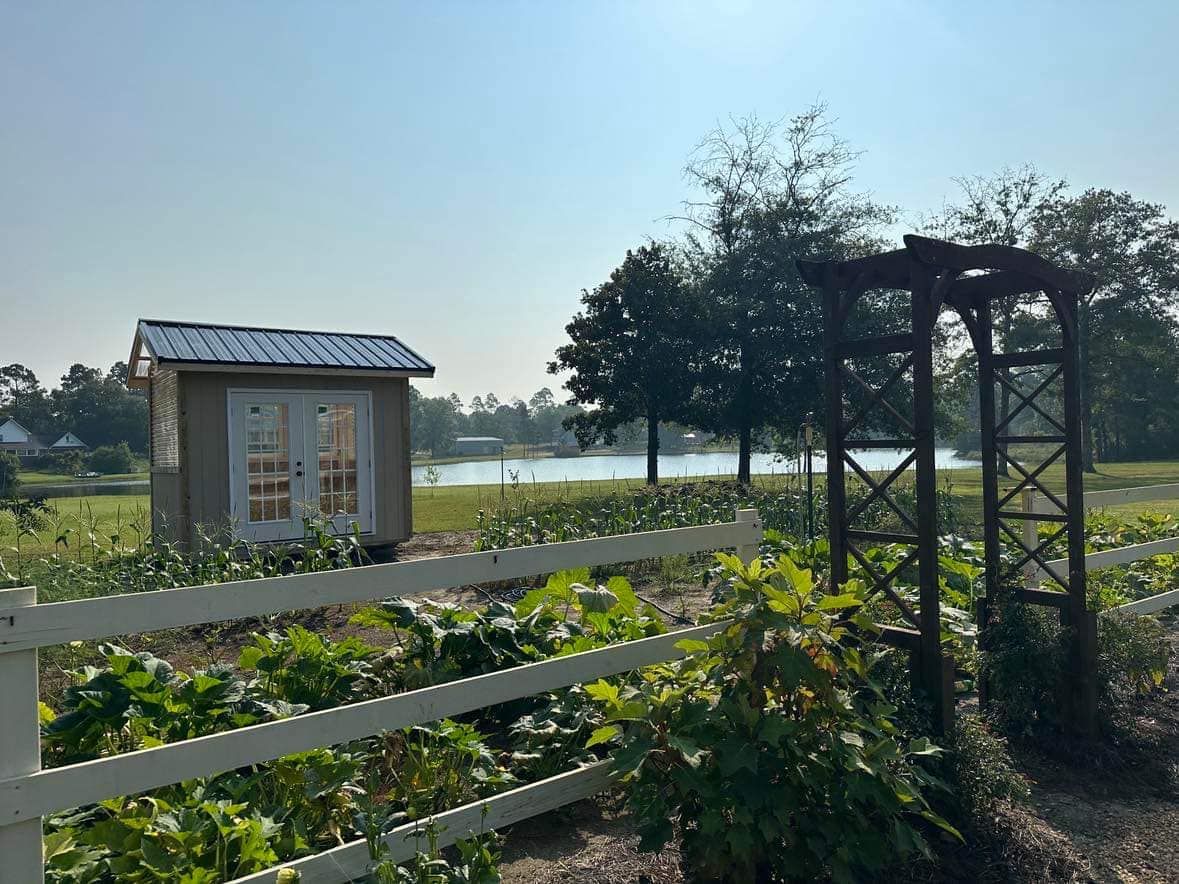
[34, 450, 87, 475]
[0, 450, 19, 495]
[979, 597, 1066, 739]
[1097, 611, 1170, 708]
[943, 714, 1029, 820]
[588, 553, 958, 883]
[88, 442, 135, 474]
[982, 595, 1172, 740]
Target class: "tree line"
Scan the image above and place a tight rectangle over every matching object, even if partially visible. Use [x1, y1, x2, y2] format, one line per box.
[0, 362, 148, 457]
[551, 105, 1179, 483]
[409, 386, 586, 458]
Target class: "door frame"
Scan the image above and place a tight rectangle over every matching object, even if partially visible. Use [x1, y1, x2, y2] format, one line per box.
[226, 388, 377, 543]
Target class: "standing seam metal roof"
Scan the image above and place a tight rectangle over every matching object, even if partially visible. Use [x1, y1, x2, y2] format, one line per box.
[137, 320, 435, 374]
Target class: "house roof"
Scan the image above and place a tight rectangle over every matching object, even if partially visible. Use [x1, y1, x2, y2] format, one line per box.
[128, 319, 435, 387]
[0, 416, 30, 434]
[0, 417, 48, 451]
[52, 432, 87, 449]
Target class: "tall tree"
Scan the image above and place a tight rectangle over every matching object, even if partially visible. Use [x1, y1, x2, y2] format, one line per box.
[1030, 189, 1179, 470]
[528, 388, 555, 411]
[0, 364, 53, 437]
[680, 106, 895, 482]
[50, 363, 148, 451]
[549, 242, 699, 484]
[923, 166, 1067, 475]
[1087, 311, 1179, 460]
[414, 395, 460, 458]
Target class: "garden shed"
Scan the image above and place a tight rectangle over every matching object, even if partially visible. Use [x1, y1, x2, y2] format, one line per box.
[127, 319, 434, 549]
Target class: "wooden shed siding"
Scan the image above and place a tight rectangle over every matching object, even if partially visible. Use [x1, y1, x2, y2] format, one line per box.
[175, 372, 410, 547]
[149, 370, 180, 469]
[150, 471, 186, 541]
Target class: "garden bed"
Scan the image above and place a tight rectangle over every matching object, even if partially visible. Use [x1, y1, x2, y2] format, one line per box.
[495, 618, 1179, 884]
[20, 515, 1179, 883]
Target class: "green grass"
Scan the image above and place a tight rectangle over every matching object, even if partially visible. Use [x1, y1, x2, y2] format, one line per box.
[413, 460, 1179, 533]
[944, 459, 1179, 525]
[8, 461, 1179, 559]
[1, 493, 152, 560]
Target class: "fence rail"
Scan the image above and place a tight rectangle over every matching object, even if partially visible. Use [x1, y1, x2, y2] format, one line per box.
[1021, 485, 1179, 616]
[0, 510, 762, 884]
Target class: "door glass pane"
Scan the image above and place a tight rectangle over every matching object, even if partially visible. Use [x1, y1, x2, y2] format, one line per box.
[317, 403, 358, 516]
[246, 404, 291, 523]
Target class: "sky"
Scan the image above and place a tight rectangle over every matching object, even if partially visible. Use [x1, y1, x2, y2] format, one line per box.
[2, 1, 1178, 406]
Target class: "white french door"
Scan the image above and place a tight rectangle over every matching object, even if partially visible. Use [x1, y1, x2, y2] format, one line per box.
[229, 391, 373, 542]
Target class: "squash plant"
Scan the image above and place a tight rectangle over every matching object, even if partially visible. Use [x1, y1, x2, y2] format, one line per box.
[586, 553, 959, 884]
[237, 625, 379, 710]
[41, 645, 303, 766]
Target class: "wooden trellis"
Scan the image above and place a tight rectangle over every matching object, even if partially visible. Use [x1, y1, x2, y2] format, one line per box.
[798, 235, 1098, 737]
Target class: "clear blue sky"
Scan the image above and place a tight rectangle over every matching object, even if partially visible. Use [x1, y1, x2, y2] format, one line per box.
[2, 1, 1177, 404]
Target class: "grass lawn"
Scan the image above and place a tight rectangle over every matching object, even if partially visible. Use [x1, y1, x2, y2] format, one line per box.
[1, 493, 152, 561]
[940, 459, 1179, 524]
[6, 461, 1179, 561]
[414, 460, 1179, 532]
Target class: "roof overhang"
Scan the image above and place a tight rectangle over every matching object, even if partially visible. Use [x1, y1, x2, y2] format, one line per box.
[153, 360, 435, 380]
[127, 328, 153, 389]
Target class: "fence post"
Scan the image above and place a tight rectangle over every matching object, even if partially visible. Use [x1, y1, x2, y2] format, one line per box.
[0, 585, 42, 884]
[1021, 488, 1039, 584]
[735, 508, 761, 564]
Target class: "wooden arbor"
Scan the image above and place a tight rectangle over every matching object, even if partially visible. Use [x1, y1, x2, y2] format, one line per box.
[797, 235, 1097, 736]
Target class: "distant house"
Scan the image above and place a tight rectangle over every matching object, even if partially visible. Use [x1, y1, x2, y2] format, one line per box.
[452, 436, 504, 456]
[680, 431, 714, 447]
[51, 432, 89, 452]
[0, 417, 49, 462]
[552, 427, 581, 457]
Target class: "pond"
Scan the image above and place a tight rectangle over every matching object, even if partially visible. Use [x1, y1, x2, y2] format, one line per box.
[412, 448, 977, 487]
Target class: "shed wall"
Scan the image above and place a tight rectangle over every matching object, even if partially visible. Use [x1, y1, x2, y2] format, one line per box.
[160, 372, 410, 548]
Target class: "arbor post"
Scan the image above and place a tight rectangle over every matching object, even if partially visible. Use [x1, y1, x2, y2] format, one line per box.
[910, 267, 949, 733]
[1061, 293, 1099, 737]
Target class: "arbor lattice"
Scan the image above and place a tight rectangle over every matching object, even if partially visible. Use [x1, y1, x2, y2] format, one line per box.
[798, 235, 1098, 736]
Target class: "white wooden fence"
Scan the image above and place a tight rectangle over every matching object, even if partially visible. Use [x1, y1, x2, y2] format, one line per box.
[1022, 484, 1179, 615]
[0, 510, 762, 884]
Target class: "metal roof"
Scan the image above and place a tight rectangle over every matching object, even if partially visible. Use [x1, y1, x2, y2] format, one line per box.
[135, 319, 435, 376]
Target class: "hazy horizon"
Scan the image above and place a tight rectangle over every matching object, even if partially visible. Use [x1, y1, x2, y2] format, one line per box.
[4, 1, 1178, 406]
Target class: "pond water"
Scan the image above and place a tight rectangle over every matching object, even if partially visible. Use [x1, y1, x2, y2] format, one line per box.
[412, 448, 977, 487]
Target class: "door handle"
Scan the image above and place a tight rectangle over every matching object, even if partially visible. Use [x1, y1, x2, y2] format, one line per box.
[296, 470, 304, 477]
